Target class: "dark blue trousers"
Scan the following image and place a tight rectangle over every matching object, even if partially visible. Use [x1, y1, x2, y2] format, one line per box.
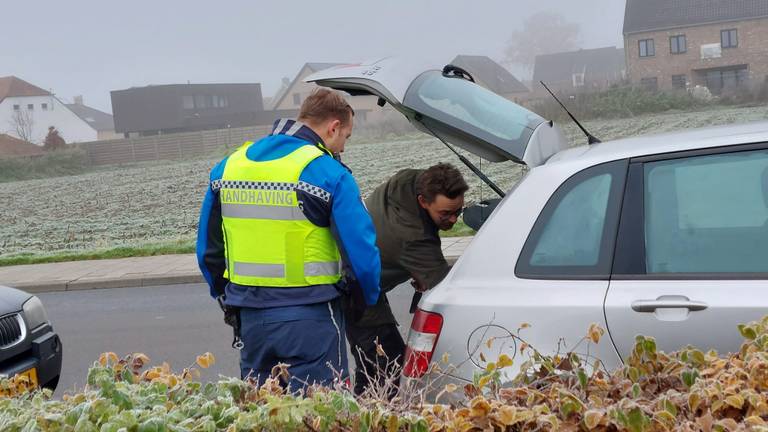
[239, 299, 348, 388]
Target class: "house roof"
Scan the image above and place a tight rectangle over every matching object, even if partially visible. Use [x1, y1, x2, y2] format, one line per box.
[272, 62, 345, 109]
[0, 76, 51, 104]
[624, 0, 768, 34]
[0, 133, 44, 158]
[532, 47, 626, 88]
[66, 102, 115, 132]
[450, 55, 529, 94]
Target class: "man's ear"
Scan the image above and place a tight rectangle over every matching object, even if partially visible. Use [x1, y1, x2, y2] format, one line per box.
[417, 195, 429, 209]
[329, 119, 342, 136]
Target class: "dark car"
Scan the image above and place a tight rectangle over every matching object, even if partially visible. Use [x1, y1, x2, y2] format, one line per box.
[0, 285, 62, 391]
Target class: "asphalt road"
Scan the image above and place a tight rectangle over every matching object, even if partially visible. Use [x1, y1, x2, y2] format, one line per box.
[39, 282, 414, 397]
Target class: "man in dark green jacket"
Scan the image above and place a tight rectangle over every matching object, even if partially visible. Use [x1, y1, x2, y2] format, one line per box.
[346, 163, 468, 396]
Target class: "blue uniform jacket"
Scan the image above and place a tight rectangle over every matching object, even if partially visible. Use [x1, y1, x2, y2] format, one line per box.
[196, 119, 381, 309]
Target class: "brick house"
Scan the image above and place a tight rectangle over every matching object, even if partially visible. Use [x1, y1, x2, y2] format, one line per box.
[623, 0, 768, 94]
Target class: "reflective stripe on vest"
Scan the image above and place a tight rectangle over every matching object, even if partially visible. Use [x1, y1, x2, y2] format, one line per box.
[219, 142, 341, 287]
[233, 261, 340, 278]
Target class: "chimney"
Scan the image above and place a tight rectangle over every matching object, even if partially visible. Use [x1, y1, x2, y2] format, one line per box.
[74, 95, 84, 105]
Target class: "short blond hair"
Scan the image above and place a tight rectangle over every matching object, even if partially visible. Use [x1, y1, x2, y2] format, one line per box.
[298, 89, 354, 126]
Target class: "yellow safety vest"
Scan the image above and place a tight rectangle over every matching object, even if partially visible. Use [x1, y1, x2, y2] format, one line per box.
[217, 143, 341, 287]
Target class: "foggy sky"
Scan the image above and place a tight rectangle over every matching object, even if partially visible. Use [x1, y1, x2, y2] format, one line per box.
[0, 0, 625, 113]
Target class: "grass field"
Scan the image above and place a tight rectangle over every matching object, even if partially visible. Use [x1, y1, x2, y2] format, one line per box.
[2, 105, 768, 262]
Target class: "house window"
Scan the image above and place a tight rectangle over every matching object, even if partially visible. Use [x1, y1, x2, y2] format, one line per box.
[640, 77, 658, 91]
[639, 39, 655, 57]
[27, 104, 34, 110]
[194, 95, 209, 109]
[721, 29, 738, 48]
[12, 104, 20, 111]
[672, 74, 687, 89]
[42, 103, 48, 111]
[293, 93, 301, 106]
[182, 96, 194, 109]
[213, 95, 229, 108]
[670, 35, 687, 54]
[705, 66, 749, 94]
[572, 72, 585, 88]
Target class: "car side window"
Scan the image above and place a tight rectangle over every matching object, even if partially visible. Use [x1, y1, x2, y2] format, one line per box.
[644, 149, 768, 274]
[516, 160, 627, 279]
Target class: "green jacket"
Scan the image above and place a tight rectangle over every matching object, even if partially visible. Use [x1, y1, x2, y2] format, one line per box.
[353, 169, 451, 326]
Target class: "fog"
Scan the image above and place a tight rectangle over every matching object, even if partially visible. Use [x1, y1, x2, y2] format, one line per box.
[0, 0, 625, 112]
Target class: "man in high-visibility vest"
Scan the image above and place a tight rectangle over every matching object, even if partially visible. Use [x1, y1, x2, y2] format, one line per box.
[197, 89, 380, 387]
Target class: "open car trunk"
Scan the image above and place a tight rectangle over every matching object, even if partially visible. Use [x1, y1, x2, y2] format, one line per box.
[306, 57, 568, 168]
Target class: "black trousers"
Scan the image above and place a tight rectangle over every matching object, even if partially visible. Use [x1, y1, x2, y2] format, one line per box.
[345, 308, 405, 398]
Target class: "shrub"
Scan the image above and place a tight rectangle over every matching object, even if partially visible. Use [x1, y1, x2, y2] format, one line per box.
[5, 317, 768, 430]
[0, 146, 91, 183]
[529, 85, 709, 122]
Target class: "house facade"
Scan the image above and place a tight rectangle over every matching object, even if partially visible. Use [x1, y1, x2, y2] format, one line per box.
[272, 63, 389, 124]
[67, 96, 121, 140]
[532, 47, 626, 95]
[624, 0, 768, 93]
[111, 83, 291, 137]
[0, 76, 97, 144]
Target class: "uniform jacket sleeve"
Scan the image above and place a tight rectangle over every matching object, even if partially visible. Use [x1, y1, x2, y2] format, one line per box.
[399, 237, 451, 290]
[196, 158, 229, 298]
[329, 170, 381, 305]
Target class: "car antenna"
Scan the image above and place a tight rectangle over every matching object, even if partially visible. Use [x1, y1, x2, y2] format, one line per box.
[416, 113, 506, 198]
[540, 81, 601, 144]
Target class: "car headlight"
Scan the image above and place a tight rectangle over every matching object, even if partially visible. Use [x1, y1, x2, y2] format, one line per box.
[22, 296, 49, 331]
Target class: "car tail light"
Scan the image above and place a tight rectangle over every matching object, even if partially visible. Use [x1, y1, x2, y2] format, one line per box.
[403, 308, 443, 378]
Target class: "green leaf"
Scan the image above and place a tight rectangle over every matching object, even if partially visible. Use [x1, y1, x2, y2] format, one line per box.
[663, 398, 678, 416]
[632, 383, 641, 399]
[111, 389, 134, 410]
[411, 418, 429, 432]
[121, 369, 134, 384]
[739, 324, 758, 340]
[578, 369, 588, 390]
[643, 338, 657, 356]
[138, 419, 165, 432]
[626, 407, 650, 432]
[690, 350, 705, 365]
[359, 411, 371, 432]
[682, 369, 699, 388]
[627, 367, 640, 382]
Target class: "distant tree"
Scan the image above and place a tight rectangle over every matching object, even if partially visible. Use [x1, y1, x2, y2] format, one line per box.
[504, 12, 581, 75]
[43, 126, 66, 151]
[9, 109, 35, 143]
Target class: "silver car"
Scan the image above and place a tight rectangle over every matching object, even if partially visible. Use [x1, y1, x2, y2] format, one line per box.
[308, 58, 768, 385]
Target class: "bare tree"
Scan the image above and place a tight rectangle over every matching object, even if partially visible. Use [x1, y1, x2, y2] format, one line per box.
[8, 108, 35, 143]
[504, 12, 581, 75]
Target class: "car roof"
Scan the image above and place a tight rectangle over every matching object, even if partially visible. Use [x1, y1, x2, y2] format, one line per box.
[547, 120, 768, 167]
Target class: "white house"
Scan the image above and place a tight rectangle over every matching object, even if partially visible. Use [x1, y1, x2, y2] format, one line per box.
[0, 76, 97, 144]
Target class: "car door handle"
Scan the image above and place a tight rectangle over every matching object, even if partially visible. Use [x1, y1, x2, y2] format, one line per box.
[631, 299, 709, 312]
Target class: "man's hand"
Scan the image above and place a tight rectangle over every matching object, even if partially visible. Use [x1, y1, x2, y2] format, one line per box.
[410, 275, 427, 293]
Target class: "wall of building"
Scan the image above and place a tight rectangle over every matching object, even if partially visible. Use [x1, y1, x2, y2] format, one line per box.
[0, 96, 97, 144]
[111, 83, 264, 134]
[625, 18, 768, 90]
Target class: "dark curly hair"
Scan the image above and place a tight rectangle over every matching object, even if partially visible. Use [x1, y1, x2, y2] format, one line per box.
[415, 163, 469, 203]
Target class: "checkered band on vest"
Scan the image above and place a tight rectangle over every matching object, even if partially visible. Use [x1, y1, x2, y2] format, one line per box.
[211, 180, 296, 192]
[211, 179, 332, 202]
[296, 181, 331, 202]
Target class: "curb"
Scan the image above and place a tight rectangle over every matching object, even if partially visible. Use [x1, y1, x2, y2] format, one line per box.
[5, 252, 464, 294]
[14, 274, 206, 294]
